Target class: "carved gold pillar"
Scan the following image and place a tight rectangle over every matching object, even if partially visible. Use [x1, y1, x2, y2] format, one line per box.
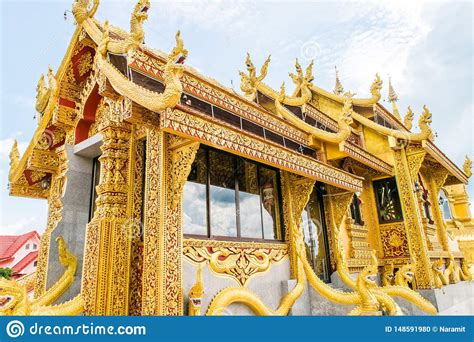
[361, 178, 384, 258]
[393, 146, 435, 288]
[34, 146, 68, 298]
[82, 117, 133, 315]
[323, 186, 354, 271]
[426, 165, 450, 251]
[281, 172, 315, 278]
[141, 129, 199, 315]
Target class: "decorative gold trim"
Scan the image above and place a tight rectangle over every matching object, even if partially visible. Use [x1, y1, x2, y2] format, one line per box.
[183, 239, 288, 286]
[161, 108, 363, 192]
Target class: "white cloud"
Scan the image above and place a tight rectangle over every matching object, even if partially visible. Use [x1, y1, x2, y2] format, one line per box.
[0, 216, 40, 235]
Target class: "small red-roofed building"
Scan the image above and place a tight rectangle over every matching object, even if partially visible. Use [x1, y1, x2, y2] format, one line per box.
[0, 230, 40, 279]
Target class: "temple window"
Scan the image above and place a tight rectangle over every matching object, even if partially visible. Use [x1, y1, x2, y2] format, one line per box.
[301, 184, 331, 282]
[183, 146, 284, 241]
[349, 193, 364, 226]
[373, 177, 403, 223]
[438, 189, 452, 220]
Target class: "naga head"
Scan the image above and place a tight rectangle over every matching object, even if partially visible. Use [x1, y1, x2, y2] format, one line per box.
[188, 264, 204, 315]
[463, 155, 472, 178]
[0, 278, 27, 316]
[403, 106, 414, 130]
[359, 251, 379, 288]
[432, 258, 444, 272]
[419, 105, 433, 140]
[167, 31, 188, 71]
[239, 53, 271, 96]
[133, 0, 150, 23]
[382, 263, 395, 284]
[397, 264, 415, 286]
[370, 73, 383, 99]
[289, 59, 314, 88]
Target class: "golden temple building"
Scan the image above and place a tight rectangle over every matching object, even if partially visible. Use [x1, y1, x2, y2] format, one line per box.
[3, 0, 474, 316]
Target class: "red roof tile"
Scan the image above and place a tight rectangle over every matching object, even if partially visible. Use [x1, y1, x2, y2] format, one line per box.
[12, 251, 38, 274]
[0, 231, 40, 261]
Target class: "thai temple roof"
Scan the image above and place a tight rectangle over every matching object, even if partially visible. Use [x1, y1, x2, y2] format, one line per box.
[7, 0, 470, 199]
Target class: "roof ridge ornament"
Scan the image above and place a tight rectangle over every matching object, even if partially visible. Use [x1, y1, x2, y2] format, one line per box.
[239, 53, 271, 99]
[387, 76, 400, 120]
[72, 0, 100, 24]
[463, 156, 472, 178]
[333, 66, 344, 96]
[95, 27, 188, 113]
[35, 65, 59, 125]
[274, 83, 353, 145]
[403, 106, 414, 130]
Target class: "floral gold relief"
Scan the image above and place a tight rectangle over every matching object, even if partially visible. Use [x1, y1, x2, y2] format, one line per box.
[183, 239, 289, 286]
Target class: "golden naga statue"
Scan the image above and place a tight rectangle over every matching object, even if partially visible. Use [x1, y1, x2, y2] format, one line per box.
[206, 194, 408, 316]
[352, 103, 433, 143]
[432, 258, 448, 288]
[188, 264, 204, 316]
[74, 0, 150, 55]
[348, 252, 380, 316]
[274, 84, 354, 145]
[394, 264, 415, 288]
[35, 66, 58, 115]
[332, 222, 436, 314]
[239, 54, 313, 106]
[0, 236, 83, 316]
[239, 53, 271, 99]
[403, 106, 414, 131]
[463, 156, 472, 178]
[97, 20, 188, 113]
[72, 0, 99, 24]
[382, 263, 395, 287]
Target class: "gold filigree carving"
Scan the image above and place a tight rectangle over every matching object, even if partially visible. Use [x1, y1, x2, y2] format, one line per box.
[183, 239, 288, 286]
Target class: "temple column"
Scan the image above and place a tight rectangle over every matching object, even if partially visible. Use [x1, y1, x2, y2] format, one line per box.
[82, 100, 133, 315]
[323, 186, 354, 271]
[392, 146, 435, 288]
[141, 129, 199, 315]
[281, 172, 315, 278]
[426, 165, 450, 251]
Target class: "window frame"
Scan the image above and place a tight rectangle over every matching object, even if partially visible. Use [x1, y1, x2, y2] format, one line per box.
[373, 177, 404, 224]
[183, 146, 285, 243]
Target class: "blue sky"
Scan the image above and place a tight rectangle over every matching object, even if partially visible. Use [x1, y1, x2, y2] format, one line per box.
[0, 0, 472, 235]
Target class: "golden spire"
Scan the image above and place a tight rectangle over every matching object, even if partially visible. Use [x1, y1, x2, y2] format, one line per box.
[403, 106, 414, 130]
[387, 76, 400, 119]
[463, 155, 472, 178]
[333, 66, 344, 96]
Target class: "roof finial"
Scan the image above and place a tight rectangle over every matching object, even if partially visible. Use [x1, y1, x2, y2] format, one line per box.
[463, 155, 472, 178]
[387, 76, 400, 119]
[403, 106, 414, 130]
[333, 66, 344, 96]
